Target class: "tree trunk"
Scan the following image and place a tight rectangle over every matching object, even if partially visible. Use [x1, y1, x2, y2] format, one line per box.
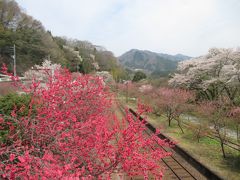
[220, 141, 226, 158]
[237, 124, 239, 142]
[215, 126, 226, 158]
[197, 128, 201, 143]
[177, 120, 184, 134]
[167, 110, 172, 127]
[224, 86, 237, 106]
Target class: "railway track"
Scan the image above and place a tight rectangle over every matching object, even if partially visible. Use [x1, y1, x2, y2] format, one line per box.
[116, 102, 213, 180]
[145, 128, 199, 180]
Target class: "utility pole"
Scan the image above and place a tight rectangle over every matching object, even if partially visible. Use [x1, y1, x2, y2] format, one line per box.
[126, 81, 129, 103]
[13, 44, 16, 76]
[124, 81, 129, 103]
[77, 63, 79, 72]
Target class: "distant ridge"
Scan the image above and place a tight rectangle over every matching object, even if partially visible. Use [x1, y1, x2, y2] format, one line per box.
[118, 49, 191, 76]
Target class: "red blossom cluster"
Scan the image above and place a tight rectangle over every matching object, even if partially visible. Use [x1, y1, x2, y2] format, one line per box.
[0, 67, 171, 179]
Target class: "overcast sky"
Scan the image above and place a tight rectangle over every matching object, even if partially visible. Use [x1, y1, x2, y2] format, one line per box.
[16, 0, 240, 57]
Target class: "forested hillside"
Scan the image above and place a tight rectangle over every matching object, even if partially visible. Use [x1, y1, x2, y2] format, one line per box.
[0, 0, 127, 80]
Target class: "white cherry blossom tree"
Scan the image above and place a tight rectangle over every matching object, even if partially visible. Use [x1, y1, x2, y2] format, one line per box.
[24, 60, 61, 82]
[169, 48, 240, 104]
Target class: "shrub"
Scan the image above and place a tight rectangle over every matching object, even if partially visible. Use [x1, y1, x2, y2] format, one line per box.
[0, 93, 32, 144]
[0, 93, 31, 117]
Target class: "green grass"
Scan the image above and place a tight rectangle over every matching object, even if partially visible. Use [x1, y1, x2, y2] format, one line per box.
[149, 114, 240, 180]
[199, 136, 220, 145]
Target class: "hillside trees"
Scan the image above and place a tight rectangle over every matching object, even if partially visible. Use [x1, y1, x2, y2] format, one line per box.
[0, 0, 69, 74]
[0, 67, 171, 179]
[0, 0, 21, 29]
[95, 51, 117, 71]
[169, 48, 240, 104]
[54, 37, 128, 79]
[1, 0, 126, 77]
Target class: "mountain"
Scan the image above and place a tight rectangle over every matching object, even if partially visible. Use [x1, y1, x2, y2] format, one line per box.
[118, 49, 191, 76]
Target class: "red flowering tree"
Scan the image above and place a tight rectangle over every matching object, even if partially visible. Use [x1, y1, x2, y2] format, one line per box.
[0, 66, 171, 179]
[153, 88, 194, 133]
[117, 81, 139, 103]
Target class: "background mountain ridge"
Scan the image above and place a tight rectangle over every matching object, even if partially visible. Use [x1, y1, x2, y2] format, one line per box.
[118, 49, 191, 76]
